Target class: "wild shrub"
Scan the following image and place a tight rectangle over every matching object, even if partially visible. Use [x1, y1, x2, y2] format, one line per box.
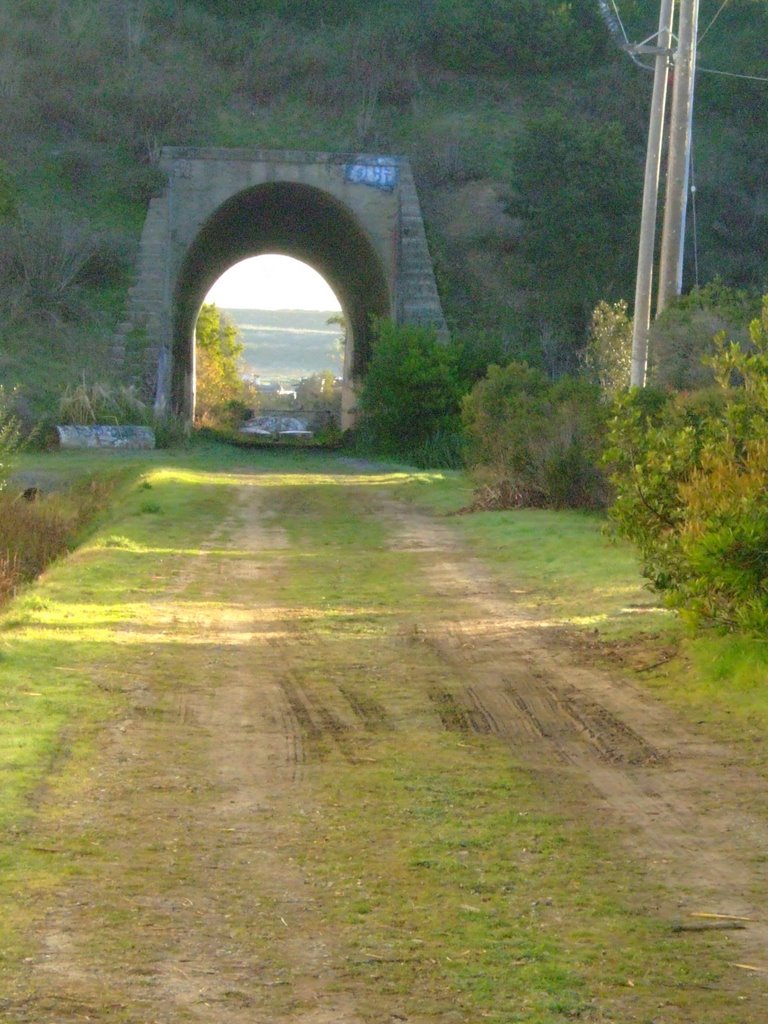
[356, 320, 463, 460]
[0, 385, 22, 492]
[462, 363, 608, 509]
[0, 471, 121, 603]
[647, 282, 759, 391]
[606, 297, 768, 634]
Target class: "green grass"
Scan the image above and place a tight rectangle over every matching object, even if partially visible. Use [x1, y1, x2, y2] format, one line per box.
[641, 633, 768, 752]
[0, 445, 766, 1020]
[0, 445, 353, 832]
[392, 469, 673, 636]
[244, 462, 749, 1021]
[301, 735, 735, 1023]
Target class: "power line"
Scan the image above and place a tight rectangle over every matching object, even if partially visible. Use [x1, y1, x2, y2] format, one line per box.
[604, 0, 768, 84]
[608, 0, 630, 44]
[698, 65, 768, 84]
[698, 0, 730, 44]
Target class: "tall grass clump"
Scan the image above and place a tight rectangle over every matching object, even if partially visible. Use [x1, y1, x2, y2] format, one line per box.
[59, 380, 149, 425]
[0, 472, 122, 603]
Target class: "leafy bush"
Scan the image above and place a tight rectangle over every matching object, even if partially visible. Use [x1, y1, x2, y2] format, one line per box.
[462, 363, 608, 509]
[356, 320, 463, 460]
[606, 297, 768, 634]
[648, 282, 760, 391]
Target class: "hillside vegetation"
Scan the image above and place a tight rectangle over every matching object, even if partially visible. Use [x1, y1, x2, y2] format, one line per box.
[0, 0, 766, 412]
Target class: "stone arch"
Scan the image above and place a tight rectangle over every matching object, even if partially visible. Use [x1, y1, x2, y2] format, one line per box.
[118, 149, 447, 426]
[172, 182, 391, 422]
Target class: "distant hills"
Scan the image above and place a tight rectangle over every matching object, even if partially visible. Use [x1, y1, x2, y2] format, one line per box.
[224, 309, 343, 383]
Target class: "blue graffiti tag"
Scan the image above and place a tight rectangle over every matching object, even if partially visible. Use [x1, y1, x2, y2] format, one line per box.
[344, 159, 399, 191]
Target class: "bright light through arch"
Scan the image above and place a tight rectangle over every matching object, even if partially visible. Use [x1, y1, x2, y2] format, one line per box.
[205, 254, 342, 311]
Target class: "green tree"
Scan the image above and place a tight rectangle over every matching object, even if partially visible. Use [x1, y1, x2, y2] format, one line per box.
[195, 303, 250, 428]
[510, 112, 640, 341]
[296, 371, 340, 414]
[357, 320, 462, 458]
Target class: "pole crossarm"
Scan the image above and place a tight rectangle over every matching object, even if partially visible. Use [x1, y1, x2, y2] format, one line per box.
[624, 43, 674, 56]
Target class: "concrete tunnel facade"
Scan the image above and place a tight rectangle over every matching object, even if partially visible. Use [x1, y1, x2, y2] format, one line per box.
[173, 181, 391, 426]
[115, 148, 447, 427]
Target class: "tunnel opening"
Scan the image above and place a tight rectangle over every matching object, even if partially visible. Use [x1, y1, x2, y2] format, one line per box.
[172, 181, 392, 423]
[197, 254, 346, 433]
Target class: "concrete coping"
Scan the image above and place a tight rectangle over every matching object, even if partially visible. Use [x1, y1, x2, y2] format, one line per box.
[56, 425, 156, 450]
[161, 146, 407, 167]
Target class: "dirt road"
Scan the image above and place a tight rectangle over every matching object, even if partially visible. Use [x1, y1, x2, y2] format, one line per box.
[4, 464, 768, 1022]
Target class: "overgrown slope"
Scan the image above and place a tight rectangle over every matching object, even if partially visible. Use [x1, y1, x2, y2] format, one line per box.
[0, 0, 765, 412]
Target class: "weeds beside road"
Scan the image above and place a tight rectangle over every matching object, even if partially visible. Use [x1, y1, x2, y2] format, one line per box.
[1, 446, 768, 1022]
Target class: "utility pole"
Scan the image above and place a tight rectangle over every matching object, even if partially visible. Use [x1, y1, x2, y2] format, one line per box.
[657, 0, 701, 314]
[629, 0, 676, 387]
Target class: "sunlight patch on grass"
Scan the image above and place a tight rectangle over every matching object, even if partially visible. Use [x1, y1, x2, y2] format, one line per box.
[393, 476, 668, 638]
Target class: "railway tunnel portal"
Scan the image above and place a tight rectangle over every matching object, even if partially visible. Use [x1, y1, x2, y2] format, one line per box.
[116, 148, 447, 427]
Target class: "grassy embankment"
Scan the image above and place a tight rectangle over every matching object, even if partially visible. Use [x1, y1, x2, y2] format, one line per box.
[1, 444, 767, 1022]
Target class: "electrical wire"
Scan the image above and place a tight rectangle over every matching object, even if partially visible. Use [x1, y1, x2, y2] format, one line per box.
[698, 0, 730, 45]
[600, 0, 768, 84]
[608, 0, 630, 44]
[698, 65, 768, 83]
[596, 0, 655, 71]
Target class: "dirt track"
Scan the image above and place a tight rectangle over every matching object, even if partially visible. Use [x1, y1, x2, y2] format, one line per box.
[5, 472, 768, 1022]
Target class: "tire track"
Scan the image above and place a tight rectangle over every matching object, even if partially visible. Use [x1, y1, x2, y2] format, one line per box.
[376, 494, 768, 960]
